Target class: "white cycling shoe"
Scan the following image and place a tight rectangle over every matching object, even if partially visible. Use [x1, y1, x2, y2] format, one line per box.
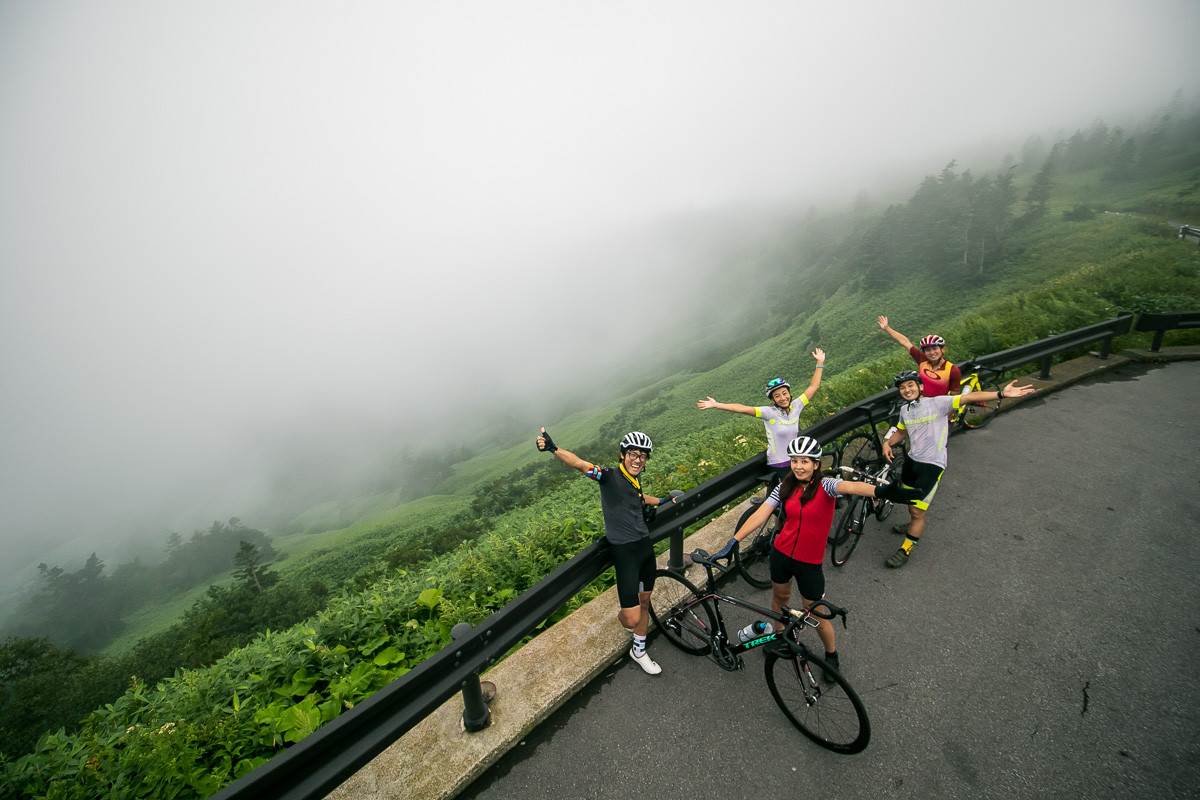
[629, 648, 662, 675]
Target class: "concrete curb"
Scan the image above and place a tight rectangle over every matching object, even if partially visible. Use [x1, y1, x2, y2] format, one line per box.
[326, 345, 1200, 800]
[326, 497, 755, 800]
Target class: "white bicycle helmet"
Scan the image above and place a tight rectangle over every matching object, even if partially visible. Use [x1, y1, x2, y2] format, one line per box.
[786, 436, 823, 459]
[620, 431, 653, 454]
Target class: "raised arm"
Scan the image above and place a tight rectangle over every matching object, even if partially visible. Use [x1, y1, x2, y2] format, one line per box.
[877, 315, 914, 350]
[696, 397, 758, 416]
[536, 427, 591, 473]
[800, 348, 826, 401]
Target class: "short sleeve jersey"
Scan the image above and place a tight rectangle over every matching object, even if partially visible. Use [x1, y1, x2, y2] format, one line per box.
[897, 394, 963, 469]
[754, 395, 810, 467]
[908, 346, 962, 396]
[765, 477, 841, 564]
[583, 465, 651, 545]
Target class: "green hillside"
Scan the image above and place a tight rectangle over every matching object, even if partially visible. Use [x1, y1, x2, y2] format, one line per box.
[4, 108, 1200, 798]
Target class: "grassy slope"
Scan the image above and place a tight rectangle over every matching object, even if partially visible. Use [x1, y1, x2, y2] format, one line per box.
[102, 494, 471, 655]
[288, 161, 1200, 553]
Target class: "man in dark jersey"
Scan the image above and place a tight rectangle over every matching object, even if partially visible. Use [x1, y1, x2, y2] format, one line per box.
[536, 428, 678, 675]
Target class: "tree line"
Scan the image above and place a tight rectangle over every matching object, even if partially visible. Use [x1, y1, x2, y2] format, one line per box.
[2, 519, 277, 653]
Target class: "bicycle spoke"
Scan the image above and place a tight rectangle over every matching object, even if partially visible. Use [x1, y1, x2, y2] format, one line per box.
[764, 651, 870, 754]
[648, 570, 716, 655]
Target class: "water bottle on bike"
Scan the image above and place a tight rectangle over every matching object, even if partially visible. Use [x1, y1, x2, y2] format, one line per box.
[737, 620, 773, 643]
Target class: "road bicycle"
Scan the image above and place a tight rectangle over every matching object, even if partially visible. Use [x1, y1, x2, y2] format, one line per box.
[829, 458, 902, 567]
[950, 359, 1004, 430]
[648, 549, 871, 754]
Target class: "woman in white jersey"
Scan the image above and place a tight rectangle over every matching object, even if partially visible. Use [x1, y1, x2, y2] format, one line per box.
[697, 349, 826, 485]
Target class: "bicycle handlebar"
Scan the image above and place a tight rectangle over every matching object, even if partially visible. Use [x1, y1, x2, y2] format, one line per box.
[837, 464, 887, 483]
[689, 548, 734, 574]
[959, 358, 1001, 377]
[794, 599, 850, 629]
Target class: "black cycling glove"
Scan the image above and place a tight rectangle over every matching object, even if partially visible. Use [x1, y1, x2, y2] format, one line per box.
[713, 537, 738, 560]
[538, 429, 558, 453]
[874, 481, 906, 502]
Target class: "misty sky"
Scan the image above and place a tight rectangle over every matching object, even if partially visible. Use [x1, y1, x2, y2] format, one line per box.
[1, 1, 1197, 572]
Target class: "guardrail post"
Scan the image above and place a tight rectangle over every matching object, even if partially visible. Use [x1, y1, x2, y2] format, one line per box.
[1098, 335, 1114, 359]
[1150, 329, 1166, 352]
[1039, 356, 1053, 380]
[668, 528, 685, 572]
[450, 623, 493, 732]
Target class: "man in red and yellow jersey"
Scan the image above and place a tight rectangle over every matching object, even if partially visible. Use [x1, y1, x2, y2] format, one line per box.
[877, 315, 962, 396]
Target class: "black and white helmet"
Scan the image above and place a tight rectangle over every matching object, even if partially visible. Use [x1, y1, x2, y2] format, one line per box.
[894, 370, 921, 389]
[620, 431, 653, 455]
[786, 436, 823, 460]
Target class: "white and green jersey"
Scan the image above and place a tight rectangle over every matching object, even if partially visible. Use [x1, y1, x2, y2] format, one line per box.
[897, 394, 963, 469]
[755, 395, 809, 467]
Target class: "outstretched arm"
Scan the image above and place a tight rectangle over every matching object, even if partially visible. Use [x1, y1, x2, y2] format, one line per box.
[960, 380, 1034, 405]
[800, 348, 826, 402]
[536, 427, 591, 474]
[877, 315, 914, 350]
[696, 397, 758, 416]
[835, 480, 880, 498]
[712, 499, 775, 559]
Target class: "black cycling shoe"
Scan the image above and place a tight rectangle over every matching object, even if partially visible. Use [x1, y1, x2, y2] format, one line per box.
[820, 652, 841, 684]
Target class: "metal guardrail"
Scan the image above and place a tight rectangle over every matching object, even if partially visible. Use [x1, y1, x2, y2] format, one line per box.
[210, 311, 1158, 800]
[1134, 310, 1200, 352]
[1179, 224, 1200, 245]
[973, 313, 1133, 379]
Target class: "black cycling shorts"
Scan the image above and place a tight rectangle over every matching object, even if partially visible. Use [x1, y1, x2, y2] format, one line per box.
[611, 538, 657, 608]
[769, 548, 825, 601]
[899, 458, 945, 510]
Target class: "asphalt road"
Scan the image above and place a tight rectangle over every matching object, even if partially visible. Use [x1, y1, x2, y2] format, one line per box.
[460, 360, 1200, 800]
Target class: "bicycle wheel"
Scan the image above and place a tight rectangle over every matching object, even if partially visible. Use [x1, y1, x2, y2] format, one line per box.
[829, 497, 866, 567]
[733, 502, 777, 589]
[648, 569, 717, 655]
[764, 648, 870, 754]
[958, 381, 1002, 429]
[839, 432, 884, 475]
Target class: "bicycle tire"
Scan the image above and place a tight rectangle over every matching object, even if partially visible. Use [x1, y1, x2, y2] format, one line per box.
[829, 497, 866, 567]
[648, 569, 717, 655]
[838, 433, 884, 475]
[733, 502, 777, 589]
[958, 381, 1002, 429]
[764, 648, 871, 754]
